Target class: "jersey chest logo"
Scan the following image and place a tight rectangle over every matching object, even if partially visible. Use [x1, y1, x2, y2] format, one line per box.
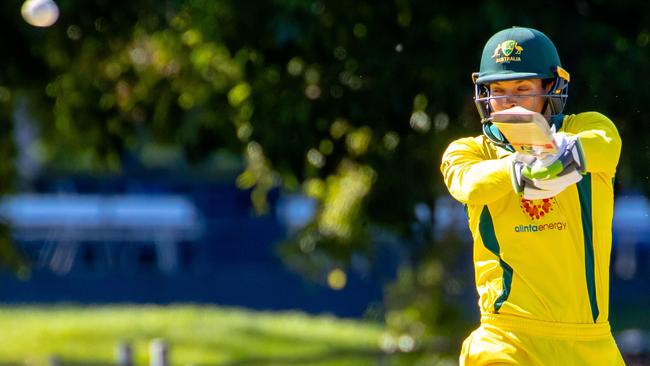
[519, 198, 556, 220]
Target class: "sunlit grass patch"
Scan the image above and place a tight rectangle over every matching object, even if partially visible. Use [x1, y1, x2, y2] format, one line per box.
[0, 304, 390, 366]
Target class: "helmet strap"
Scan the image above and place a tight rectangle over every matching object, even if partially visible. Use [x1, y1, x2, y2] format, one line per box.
[549, 113, 565, 131]
[482, 122, 515, 152]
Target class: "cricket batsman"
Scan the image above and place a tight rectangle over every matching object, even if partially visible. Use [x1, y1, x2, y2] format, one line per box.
[440, 26, 625, 365]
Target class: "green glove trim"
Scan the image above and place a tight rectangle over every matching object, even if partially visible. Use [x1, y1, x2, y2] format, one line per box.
[522, 160, 564, 180]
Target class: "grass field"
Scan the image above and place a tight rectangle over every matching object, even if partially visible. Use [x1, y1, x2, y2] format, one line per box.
[0, 305, 451, 366]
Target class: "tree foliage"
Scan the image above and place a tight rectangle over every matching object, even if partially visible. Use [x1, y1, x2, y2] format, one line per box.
[2, 0, 650, 350]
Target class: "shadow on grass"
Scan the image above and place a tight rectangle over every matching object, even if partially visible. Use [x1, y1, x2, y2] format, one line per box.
[0, 351, 447, 366]
[218, 348, 388, 366]
[200, 325, 454, 366]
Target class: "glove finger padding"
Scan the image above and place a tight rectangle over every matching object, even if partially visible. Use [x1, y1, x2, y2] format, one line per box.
[529, 168, 583, 191]
[511, 159, 554, 198]
[522, 134, 586, 180]
[510, 159, 528, 194]
[522, 170, 582, 199]
[568, 136, 586, 173]
[523, 185, 564, 200]
[510, 153, 584, 199]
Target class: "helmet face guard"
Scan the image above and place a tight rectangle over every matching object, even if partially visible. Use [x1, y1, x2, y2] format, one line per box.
[472, 66, 570, 124]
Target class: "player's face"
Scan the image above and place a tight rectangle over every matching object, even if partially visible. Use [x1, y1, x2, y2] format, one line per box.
[488, 79, 550, 114]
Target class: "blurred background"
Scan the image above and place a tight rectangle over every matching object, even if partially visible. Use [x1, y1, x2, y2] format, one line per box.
[0, 0, 649, 365]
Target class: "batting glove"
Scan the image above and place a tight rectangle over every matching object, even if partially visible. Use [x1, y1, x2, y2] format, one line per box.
[521, 132, 586, 180]
[510, 133, 586, 199]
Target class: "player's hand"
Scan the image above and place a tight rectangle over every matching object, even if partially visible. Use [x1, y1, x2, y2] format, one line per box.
[521, 133, 586, 180]
[510, 149, 583, 199]
[510, 154, 539, 195]
[511, 163, 582, 199]
[522, 170, 583, 199]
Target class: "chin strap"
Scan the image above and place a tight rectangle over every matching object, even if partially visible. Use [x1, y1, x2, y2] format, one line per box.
[549, 113, 565, 131]
[482, 122, 515, 153]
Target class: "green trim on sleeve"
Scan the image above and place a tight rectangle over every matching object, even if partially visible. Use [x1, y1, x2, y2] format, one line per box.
[479, 205, 514, 313]
[577, 173, 600, 323]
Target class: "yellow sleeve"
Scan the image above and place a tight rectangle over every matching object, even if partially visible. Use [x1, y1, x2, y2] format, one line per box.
[440, 137, 514, 205]
[563, 112, 621, 175]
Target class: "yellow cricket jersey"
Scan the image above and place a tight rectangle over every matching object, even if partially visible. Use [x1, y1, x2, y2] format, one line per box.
[441, 112, 621, 325]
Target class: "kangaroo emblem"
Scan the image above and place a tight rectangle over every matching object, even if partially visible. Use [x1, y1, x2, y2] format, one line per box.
[492, 44, 502, 58]
[492, 40, 524, 58]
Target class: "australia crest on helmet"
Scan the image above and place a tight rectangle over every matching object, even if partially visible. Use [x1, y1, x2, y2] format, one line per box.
[492, 40, 524, 63]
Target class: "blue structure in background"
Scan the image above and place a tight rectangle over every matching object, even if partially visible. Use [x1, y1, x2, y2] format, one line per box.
[0, 176, 390, 318]
[1, 171, 647, 324]
[610, 193, 650, 313]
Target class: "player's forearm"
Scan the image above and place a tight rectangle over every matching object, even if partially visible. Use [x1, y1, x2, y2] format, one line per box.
[443, 157, 513, 205]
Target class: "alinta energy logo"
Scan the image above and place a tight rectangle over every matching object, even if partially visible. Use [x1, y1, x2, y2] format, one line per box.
[492, 40, 523, 63]
[520, 198, 553, 220]
[514, 197, 567, 233]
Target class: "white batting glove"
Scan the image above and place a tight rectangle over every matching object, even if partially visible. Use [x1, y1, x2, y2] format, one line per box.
[510, 133, 586, 199]
[522, 133, 586, 180]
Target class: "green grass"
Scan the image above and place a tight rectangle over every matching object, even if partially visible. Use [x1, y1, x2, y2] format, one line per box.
[0, 304, 405, 366]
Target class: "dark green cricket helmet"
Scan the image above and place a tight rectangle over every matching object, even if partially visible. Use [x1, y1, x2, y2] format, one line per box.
[472, 27, 570, 148]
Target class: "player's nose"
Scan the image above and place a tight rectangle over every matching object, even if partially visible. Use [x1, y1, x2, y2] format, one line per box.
[504, 95, 518, 108]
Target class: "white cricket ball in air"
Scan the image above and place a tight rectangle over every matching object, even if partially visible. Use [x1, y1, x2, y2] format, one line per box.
[21, 0, 60, 27]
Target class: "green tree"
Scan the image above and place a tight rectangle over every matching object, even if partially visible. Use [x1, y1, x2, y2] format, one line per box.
[2, 0, 650, 356]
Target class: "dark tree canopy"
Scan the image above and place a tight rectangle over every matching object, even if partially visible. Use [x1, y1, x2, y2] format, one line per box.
[1, 0, 649, 345]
